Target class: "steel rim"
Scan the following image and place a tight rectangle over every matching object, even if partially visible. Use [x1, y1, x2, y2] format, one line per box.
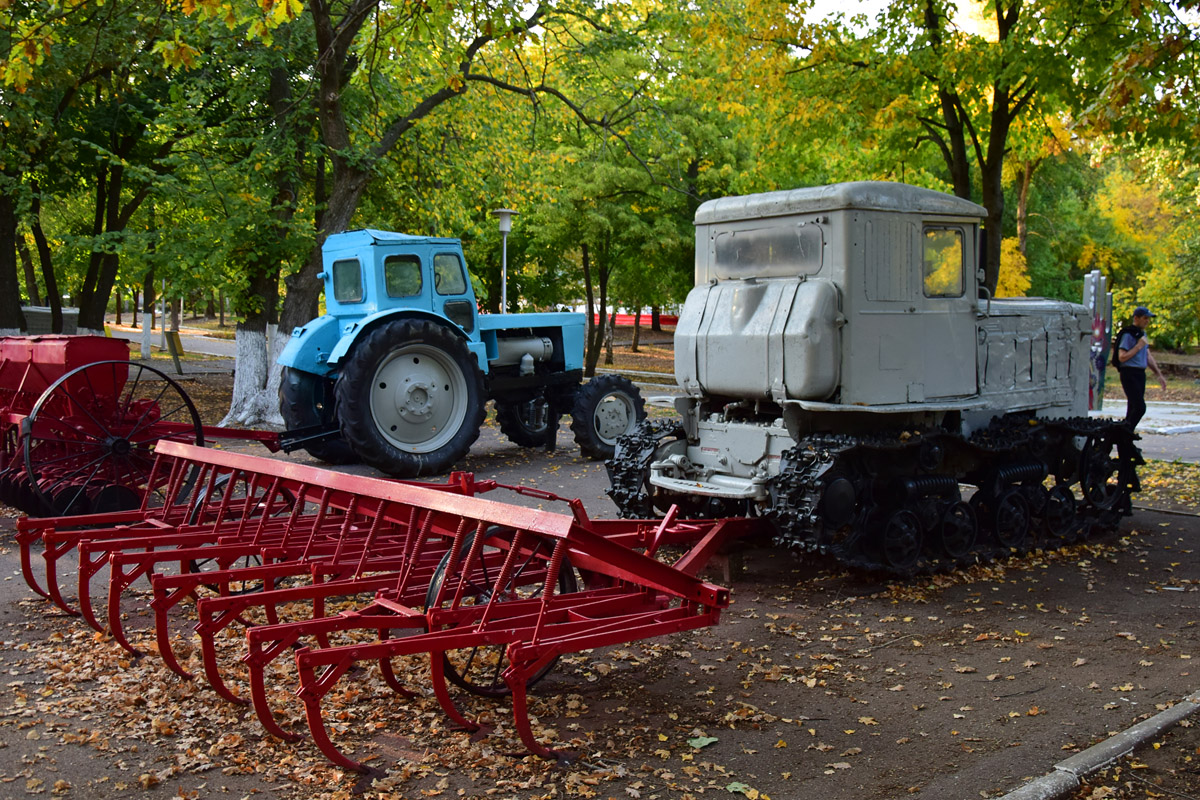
[939, 501, 977, 560]
[592, 391, 636, 445]
[1044, 485, 1077, 538]
[1081, 435, 1122, 509]
[882, 509, 922, 571]
[993, 490, 1030, 549]
[369, 344, 469, 453]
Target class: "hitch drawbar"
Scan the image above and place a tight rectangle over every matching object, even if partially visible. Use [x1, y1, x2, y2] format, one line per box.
[14, 440, 753, 770]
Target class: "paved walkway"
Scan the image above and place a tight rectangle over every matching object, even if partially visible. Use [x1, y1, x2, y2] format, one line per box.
[1089, 399, 1200, 435]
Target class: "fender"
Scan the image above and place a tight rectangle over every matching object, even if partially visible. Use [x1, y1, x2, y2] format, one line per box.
[324, 308, 486, 371]
[277, 315, 342, 376]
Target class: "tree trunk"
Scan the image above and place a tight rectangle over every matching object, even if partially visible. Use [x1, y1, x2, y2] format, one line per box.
[581, 243, 601, 377]
[1016, 159, 1040, 257]
[17, 235, 41, 306]
[651, 306, 661, 332]
[604, 311, 615, 365]
[227, 65, 309, 429]
[143, 271, 155, 329]
[205, 294, 216, 320]
[29, 188, 61, 333]
[219, 290, 225, 326]
[0, 193, 27, 333]
[631, 308, 641, 353]
[141, 270, 155, 359]
[115, 289, 122, 326]
[220, 321, 287, 428]
[278, 172, 369, 334]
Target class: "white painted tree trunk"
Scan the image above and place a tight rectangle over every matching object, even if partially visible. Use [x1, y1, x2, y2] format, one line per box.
[75, 327, 105, 336]
[0, 328, 20, 336]
[220, 326, 288, 428]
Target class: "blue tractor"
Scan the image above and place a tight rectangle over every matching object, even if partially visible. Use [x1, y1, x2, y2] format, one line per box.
[276, 229, 646, 477]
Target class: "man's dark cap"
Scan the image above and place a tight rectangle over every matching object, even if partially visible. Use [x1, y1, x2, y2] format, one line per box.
[1134, 306, 1155, 318]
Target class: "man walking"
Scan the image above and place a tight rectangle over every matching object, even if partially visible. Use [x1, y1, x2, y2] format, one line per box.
[1116, 306, 1168, 429]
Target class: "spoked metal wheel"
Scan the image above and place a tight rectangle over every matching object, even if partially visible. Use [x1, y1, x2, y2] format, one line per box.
[22, 361, 203, 516]
[425, 527, 577, 697]
[936, 500, 977, 562]
[1043, 485, 1078, 542]
[879, 508, 923, 573]
[1079, 432, 1130, 511]
[992, 489, 1031, 551]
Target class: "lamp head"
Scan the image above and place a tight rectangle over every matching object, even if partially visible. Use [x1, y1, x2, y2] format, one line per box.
[491, 208, 517, 234]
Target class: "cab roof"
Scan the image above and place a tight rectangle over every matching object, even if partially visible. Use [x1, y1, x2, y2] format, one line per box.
[695, 181, 987, 225]
[324, 229, 461, 250]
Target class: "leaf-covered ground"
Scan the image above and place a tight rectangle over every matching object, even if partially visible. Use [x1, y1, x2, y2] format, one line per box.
[2, 340, 1197, 799]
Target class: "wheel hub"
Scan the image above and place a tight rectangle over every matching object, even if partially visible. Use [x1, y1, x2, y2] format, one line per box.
[594, 397, 631, 441]
[397, 379, 439, 421]
[108, 437, 132, 457]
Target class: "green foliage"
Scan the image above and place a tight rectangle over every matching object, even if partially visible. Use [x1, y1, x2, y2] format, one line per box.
[4, 0, 1198, 341]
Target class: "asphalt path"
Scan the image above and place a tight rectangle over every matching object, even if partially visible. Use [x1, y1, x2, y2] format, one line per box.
[106, 325, 236, 359]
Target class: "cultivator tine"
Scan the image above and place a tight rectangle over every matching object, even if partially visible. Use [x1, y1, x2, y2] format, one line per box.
[10, 440, 757, 771]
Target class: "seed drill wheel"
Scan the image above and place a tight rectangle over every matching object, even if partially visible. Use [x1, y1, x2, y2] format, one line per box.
[279, 367, 358, 464]
[495, 396, 557, 448]
[336, 319, 486, 478]
[21, 360, 204, 516]
[569, 374, 645, 460]
[425, 527, 577, 697]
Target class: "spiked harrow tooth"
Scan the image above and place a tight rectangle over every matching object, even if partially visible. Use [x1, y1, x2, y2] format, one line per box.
[10, 440, 754, 770]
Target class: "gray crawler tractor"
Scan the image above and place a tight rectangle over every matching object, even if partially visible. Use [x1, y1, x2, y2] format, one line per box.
[607, 181, 1139, 575]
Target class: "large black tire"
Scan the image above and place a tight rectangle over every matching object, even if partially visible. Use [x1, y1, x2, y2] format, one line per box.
[495, 397, 558, 448]
[570, 374, 645, 460]
[335, 319, 486, 477]
[278, 367, 358, 465]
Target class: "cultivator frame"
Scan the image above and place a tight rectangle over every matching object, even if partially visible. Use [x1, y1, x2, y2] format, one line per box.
[16, 440, 753, 770]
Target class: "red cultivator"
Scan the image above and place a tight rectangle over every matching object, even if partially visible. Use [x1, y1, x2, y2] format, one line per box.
[0, 335, 279, 517]
[16, 440, 753, 770]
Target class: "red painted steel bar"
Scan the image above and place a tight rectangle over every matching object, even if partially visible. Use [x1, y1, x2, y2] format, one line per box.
[9, 440, 759, 772]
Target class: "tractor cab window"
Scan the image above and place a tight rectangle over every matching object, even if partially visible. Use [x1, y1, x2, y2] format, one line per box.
[332, 259, 363, 303]
[433, 253, 468, 295]
[384, 254, 423, 298]
[923, 227, 964, 297]
[713, 222, 823, 280]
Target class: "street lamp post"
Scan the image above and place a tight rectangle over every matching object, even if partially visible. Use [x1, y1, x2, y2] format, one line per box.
[491, 208, 517, 312]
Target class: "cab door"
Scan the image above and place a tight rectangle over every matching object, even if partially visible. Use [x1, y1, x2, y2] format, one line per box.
[917, 223, 978, 400]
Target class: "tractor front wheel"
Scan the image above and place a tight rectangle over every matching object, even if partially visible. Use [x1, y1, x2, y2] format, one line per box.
[335, 319, 485, 477]
[569, 374, 645, 460]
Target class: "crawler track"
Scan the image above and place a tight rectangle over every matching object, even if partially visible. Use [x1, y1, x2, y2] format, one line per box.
[608, 415, 1141, 577]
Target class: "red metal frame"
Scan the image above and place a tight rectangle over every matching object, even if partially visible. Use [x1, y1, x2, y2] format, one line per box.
[0, 336, 281, 518]
[13, 441, 756, 770]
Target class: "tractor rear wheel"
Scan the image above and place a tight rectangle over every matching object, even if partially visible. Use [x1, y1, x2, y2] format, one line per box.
[335, 319, 485, 477]
[279, 367, 358, 465]
[570, 374, 645, 460]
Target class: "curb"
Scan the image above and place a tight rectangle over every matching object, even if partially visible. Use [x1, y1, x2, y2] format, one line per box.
[999, 690, 1200, 799]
